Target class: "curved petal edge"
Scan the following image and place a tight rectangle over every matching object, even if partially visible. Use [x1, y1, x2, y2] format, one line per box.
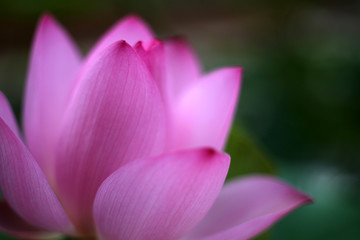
[0, 92, 20, 138]
[0, 118, 74, 234]
[183, 175, 312, 240]
[85, 14, 154, 65]
[164, 37, 202, 104]
[23, 13, 81, 183]
[169, 67, 242, 151]
[94, 148, 230, 240]
[55, 40, 166, 235]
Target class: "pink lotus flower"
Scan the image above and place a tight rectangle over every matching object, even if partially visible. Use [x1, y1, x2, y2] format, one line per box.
[0, 14, 312, 239]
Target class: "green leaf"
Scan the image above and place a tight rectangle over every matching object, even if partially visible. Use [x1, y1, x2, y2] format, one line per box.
[225, 125, 276, 180]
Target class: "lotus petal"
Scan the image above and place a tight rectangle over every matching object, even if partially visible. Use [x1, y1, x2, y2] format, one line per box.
[94, 148, 230, 240]
[184, 175, 312, 240]
[0, 119, 74, 234]
[55, 41, 165, 235]
[169, 67, 241, 151]
[23, 14, 81, 182]
[164, 38, 201, 104]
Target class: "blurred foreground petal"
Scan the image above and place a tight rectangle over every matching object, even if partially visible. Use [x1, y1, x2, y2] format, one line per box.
[0, 119, 74, 233]
[184, 175, 312, 240]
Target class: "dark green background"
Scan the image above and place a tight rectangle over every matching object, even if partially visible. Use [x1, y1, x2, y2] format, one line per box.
[0, 0, 359, 239]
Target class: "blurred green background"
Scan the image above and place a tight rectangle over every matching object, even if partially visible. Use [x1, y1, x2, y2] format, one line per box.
[0, 0, 359, 239]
